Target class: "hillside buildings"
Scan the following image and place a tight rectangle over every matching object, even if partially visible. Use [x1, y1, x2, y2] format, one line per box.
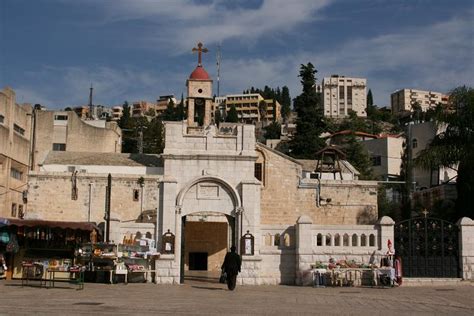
[319, 75, 367, 118]
[391, 89, 448, 116]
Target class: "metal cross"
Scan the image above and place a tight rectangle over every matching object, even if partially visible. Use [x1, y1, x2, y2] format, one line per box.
[421, 208, 429, 218]
[192, 42, 208, 66]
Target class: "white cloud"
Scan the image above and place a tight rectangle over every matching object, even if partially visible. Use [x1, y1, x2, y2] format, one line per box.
[93, 0, 333, 50]
[220, 12, 474, 106]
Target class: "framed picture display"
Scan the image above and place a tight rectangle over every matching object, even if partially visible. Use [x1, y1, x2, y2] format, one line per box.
[162, 229, 175, 254]
[241, 231, 254, 256]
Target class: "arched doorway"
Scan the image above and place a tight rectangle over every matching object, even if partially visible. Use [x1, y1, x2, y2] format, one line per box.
[176, 176, 241, 284]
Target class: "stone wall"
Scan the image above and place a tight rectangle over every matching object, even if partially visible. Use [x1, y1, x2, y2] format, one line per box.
[295, 215, 394, 285]
[259, 145, 378, 226]
[27, 172, 161, 225]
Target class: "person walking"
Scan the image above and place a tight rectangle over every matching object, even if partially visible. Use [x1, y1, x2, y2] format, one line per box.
[221, 246, 241, 291]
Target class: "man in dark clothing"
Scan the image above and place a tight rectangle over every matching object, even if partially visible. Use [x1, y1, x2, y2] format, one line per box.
[221, 246, 241, 290]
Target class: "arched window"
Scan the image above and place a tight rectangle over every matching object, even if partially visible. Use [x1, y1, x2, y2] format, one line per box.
[369, 234, 376, 247]
[326, 234, 332, 246]
[145, 232, 152, 239]
[283, 233, 291, 247]
[135, 231, 142, 240]
[352, 234, 358, 247]
[343, 234, 349, 247]
[316, 233, 323, 246]
[361, 234, 367, 247]
[255, 150, 266, 185]
[274, 233, 281, 247]
[412, 138, 418, 149]
[334, 234, 341, 246]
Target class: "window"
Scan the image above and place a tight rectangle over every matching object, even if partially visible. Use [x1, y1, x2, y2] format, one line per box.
[11, 168, 23, 180]
[11, 203, 17, 217]
[52, 143, 66, 151]
[339, 86, 344, 99]
[372, 156, 382, 166]
[412, 138, 418, 149]
[18, 205, 24, 219]
[54, 114, 68, 120]
[316, 234, 323, 246]
[133, 189, 140, 201]
[274, 233, 280, 246]
[347, 86, 352, 105]
[254, 163, 263, 182]
[0, 114, 4, 124]
[13, 124, 25, 136]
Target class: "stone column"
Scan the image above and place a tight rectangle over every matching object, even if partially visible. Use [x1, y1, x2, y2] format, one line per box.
[187, 98, 195, 126]
[204, 99, 212, 126]
[376, 216, 395, 251]
[295, 215, 313, 286]
[457, 217, 474, 280]
[157, 177, 177, 252]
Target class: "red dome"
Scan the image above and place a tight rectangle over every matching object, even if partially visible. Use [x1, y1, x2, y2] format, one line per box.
[189, 66, 210, 80]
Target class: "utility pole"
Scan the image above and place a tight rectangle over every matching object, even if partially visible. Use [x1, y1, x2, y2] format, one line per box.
[88, 83, 94, 119]
[216, 44, 221, 97]
[104, 173, 112, 242]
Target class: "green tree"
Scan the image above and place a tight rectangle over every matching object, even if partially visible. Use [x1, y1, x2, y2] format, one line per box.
[263, 122, 281, 140]
[214, 108, 223, 124]
[341, 134, 373, 180]
[415, 86, 474, 219]
[281, 86, 291, 123]
[289, 63, 326, 158]
[226, 104, 239, 123]
[175, 95, 186, 121]
[367, 89, 374, 108]
[143, 117, 164, 154]
[118, 101, 132, 129]
[162, 99, 176, 121]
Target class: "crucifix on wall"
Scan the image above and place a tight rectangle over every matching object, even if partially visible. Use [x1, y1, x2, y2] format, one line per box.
[192, 42, 208, 66]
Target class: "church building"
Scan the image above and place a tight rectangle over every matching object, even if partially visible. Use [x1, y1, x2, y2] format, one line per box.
[24, 43, 386, 285]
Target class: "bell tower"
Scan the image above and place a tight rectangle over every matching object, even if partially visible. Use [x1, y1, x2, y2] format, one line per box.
[187, 42, 213, 126]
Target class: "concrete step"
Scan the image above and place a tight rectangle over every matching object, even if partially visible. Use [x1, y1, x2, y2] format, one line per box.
[402, 278, 471, 286]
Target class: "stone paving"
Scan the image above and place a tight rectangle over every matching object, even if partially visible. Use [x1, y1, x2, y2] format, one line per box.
[0, 279, 473, 315]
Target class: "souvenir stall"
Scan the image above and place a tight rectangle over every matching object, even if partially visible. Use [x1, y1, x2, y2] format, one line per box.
[76, 233, 159, 284]
[1, 218, 99, 281]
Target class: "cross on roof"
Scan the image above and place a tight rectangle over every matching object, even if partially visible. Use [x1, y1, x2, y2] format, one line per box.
[192, 42, 208, 66]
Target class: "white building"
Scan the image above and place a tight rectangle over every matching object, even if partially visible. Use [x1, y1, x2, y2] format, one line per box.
[391, 89, 448, 116]
[320, 75, 367, 118]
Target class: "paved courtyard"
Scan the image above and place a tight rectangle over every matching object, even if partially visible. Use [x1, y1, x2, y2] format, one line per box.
[0, 279, 473, 315]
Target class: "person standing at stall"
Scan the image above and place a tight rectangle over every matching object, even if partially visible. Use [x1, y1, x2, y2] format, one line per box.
[221, 246, 241, 291]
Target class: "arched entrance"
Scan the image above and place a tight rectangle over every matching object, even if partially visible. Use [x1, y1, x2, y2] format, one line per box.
[176, 176, 241, 284]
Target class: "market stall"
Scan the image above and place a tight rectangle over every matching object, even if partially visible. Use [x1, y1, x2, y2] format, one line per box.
[0, 218, 99, 281]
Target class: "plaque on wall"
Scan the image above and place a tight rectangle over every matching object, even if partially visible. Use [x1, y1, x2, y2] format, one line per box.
[241, 231, 254, 256]
[162, 229, 175, 254]
[197, 183, 220, 200]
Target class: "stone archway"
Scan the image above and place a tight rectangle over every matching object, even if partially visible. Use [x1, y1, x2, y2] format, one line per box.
[175, 176, 241, 283]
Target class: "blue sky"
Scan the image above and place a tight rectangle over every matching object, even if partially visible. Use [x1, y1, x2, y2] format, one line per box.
[1, 0, 473, 109]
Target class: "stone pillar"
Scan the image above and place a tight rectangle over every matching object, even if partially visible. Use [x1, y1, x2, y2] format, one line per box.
[295, 215, 313, 285]
[157, 177, 177, 252]
[457, 217, 474, 280]
[376, 216, 395, 251]
[240, 180, 261, 255]
[187, 98, 195, 126]
[204, 99, 212, 126]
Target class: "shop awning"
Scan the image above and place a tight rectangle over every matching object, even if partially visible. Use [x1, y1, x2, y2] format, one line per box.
[1, 218, 99, 231]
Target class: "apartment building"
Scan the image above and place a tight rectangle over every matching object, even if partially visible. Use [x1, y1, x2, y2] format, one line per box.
[320, 75, 367, 118]
[0, 87, 32, 219]
[156, 95, 177, 117]
[132, 101, 156, 118]
[391, 89, 448, 115]
[224, 93, 281, 124]
[111, 106, 124, 121]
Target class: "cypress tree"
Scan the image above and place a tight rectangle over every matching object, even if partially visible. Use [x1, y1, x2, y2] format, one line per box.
[226, 104, 239, 123]
[290, 63, 326, 158]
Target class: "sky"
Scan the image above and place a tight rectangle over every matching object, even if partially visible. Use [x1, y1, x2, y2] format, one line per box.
[1, 0, 473, 109]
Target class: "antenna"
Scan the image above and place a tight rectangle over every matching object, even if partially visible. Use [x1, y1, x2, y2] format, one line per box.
[216, 43, 222, 97]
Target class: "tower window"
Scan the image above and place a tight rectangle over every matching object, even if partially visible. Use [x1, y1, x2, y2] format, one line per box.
[412, 138, 418, 149]
[254, 163, 263, 182]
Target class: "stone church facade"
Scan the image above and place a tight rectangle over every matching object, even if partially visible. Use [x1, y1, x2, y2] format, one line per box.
[25, 44, 386, 285]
